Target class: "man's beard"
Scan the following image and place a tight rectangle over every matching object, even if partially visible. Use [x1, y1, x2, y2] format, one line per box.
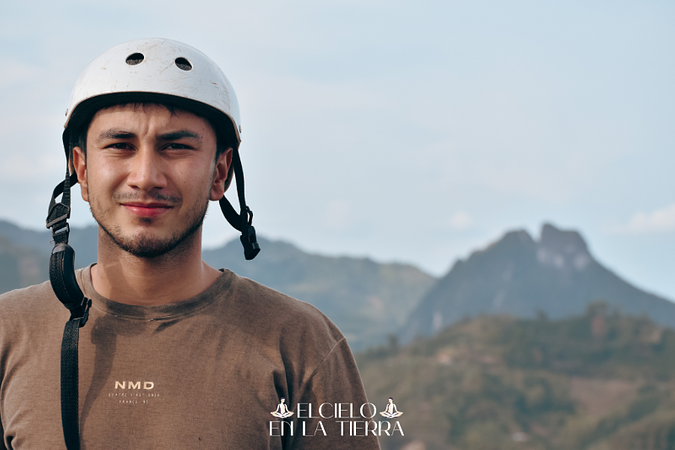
[92, 193, 210, 259]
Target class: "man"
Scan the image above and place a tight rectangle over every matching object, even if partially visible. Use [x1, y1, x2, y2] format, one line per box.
[0, 38, 380, 449]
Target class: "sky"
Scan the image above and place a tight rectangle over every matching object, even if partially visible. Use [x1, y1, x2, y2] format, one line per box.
[1, 1, 674, 299]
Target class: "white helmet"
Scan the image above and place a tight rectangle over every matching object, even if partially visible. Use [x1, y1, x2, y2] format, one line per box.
[63, 38, 241, 159]
[50, 38, 260, 261]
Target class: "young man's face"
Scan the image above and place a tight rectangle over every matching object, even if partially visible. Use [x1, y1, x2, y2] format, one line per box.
[72, 103, 232, 258]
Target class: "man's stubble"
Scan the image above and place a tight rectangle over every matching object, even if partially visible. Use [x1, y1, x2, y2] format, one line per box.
[88, 185, 211, 259]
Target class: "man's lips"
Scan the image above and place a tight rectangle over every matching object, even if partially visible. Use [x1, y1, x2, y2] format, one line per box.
[122, 202, 173, 217]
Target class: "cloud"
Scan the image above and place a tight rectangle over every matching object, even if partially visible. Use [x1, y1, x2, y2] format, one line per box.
[614, 204, 675, 234]
[446, 211, 474, 231]
[0, 60, 39, 89]
[322, 200, 352, 232]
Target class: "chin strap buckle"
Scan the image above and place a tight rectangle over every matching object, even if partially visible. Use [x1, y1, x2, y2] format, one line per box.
[46, 204, 71, 232]
[240, 207, 260, 260]
[47, 171, 77, 244]
[241, 228, 260, 260]
[241, 212, 261, 260]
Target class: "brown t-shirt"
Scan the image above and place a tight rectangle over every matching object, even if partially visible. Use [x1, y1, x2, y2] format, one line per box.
[0, 266, 380, 449]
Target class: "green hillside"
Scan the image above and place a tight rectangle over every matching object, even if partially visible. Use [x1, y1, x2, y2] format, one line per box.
[358, 304, 675, 450]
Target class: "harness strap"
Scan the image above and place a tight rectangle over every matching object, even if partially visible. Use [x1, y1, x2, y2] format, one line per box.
[61, 318, 85, 450]
[50, 243, 91, 450]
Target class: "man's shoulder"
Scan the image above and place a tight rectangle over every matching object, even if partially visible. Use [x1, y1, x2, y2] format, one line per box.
[230, 273, 324, 313]
[0, 279, 69, 340]
[224, 271, 346, 353]
[0, 279, 58, 315]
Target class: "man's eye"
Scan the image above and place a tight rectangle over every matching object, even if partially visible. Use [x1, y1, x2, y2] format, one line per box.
[165, 143, 193, 150]
[108, 143, 132, 150]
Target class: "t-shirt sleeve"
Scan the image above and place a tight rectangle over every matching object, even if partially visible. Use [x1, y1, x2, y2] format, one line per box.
[0, 296, 9, 450]
[285, 337, 381, 450]
[0, 334, 7, 450]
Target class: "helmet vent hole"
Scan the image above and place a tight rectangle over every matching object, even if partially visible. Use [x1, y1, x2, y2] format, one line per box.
[175, 57, 192, 71]
[125, 53, 144, 65]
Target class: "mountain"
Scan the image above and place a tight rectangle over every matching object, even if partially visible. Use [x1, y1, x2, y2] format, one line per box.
[357, 308, 675, 450]
[0, 220, 435, 350]
[0, 234, 48, 293]
[403, 223, 675, 342]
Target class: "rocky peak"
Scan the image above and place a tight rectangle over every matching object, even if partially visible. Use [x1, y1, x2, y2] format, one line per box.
[536, 223, 591, 271]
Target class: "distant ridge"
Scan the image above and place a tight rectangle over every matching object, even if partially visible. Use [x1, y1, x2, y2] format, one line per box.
[0, 219, 98, 268]
[0, 234, 47, 293]
[403, 223, 675, 342]
[0, 220, 97, 294]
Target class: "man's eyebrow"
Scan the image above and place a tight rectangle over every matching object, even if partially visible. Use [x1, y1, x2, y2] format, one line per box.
[97, 129, 136, 140]
[95, 130, 202, 141]
[158, 130, 202, 141]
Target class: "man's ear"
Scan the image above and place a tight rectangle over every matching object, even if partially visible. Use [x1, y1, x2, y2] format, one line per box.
[210, 147, 233, 200]
[72, 146, 89, 202]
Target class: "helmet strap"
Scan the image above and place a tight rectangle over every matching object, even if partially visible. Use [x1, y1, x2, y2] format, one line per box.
[46, 170, 77, 244]
[219, 147, 260, 260]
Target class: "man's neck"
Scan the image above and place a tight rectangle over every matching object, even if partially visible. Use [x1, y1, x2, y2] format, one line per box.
[91, 229, 222, 306]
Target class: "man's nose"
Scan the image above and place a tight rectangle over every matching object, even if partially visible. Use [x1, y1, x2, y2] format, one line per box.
[126, 146, 167, 191]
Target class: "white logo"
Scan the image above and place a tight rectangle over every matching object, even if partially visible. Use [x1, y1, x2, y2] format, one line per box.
[379, 397, 403, 418]
[114, 381, 155, 390]
[268, 396, 405, 437]
[271, 397, 294, 418]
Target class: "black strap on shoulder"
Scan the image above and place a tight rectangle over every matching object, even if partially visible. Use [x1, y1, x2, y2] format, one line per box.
[60, 317, 87, 450]
[219, 147, 260, 260]
[47, 170, 91, 450]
